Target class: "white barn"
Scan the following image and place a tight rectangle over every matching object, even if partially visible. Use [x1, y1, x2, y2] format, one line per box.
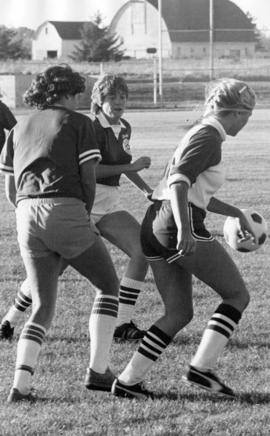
[32, 21, 90, 60]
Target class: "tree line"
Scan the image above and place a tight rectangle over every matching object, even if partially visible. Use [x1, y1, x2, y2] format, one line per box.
[0, 13, 125, 62]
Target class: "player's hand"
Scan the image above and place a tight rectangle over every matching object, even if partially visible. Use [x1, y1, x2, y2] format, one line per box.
[176, 229, 197, 256]
[131, 156, 151, 172]
[238, 211, 256, 243]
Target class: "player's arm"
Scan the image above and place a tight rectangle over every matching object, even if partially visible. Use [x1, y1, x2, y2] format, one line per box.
[80, 159, 98, 215]
[170, 181, 196, 256]
[124, 171, 153, 198]
[207, 197, 255, 239]
[96, 156, 151, 180]
[5, 174, 16, 207]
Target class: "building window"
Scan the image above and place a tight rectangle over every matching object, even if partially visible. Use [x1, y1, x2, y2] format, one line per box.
[47, 50, 57, 59]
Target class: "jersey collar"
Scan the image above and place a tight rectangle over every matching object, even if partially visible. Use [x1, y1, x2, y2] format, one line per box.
[97, 111, 125, 129]
[202, 116, 227, 141]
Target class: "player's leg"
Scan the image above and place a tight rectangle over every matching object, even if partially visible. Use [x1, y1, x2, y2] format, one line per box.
[178, 239, 249, 397]
[97, 211, 148, 341]
[0, 259, 67, 341]
[8, 253, 61, 402]
[67, 235, 119, 391]
[112, 259, 193, 398]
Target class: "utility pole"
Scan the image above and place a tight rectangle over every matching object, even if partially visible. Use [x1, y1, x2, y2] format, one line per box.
[209, 0, 214, 80]
[158, 0, 163, 104]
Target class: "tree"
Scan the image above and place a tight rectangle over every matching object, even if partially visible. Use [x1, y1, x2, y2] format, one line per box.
[70, 12, 125, 62]
[0, 26, 33, 59]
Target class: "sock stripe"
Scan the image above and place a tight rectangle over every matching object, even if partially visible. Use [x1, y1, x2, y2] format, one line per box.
[137, 325, 171, 362]
[15, 364, 34, 375]
[18, 290, 32, 303]
[209, 318, 235, 334]
[138, 347, 159, 361]
[215, 303, 242, 323]
[21, 323, 46, 345]
[92, 297, 119, 318]
[120, 286, 140, 295]
[211, 314, 236, 330]
[207, 324, 231, 338]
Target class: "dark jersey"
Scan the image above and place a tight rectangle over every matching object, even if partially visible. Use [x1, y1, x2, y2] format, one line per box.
[0, 106, 101, 204]
[93, 112, 132, 186]
[0, 101, 17, 152]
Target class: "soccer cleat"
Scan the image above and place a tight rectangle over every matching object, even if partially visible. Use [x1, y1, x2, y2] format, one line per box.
[111, 378, 154, 399]
[114, 321, 145, 342]
[85, 367, 115, 392]
[182, 365, 235, 398]
[7, 388, 37, 403]
[0, 320, 14, 341]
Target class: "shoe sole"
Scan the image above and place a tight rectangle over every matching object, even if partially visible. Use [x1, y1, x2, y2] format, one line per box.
[182, 376, 235, 399]
[85, 384, 112, 392]
[112, 386, 148, 400]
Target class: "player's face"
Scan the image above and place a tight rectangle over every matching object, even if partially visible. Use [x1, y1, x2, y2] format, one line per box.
[229, 110, 252, 136]
[102, 90, 127, 123]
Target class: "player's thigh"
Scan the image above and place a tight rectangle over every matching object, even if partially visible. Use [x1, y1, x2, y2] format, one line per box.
[22, 253, 61, 325]
[177, 239, 248, 301]
[97, 211, 142, 256]
[67, 236, 119, 296]
[150, 259, 193, 322]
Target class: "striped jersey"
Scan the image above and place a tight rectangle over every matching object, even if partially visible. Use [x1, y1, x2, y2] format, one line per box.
[152, 117, 227, 210]
[0, 106, 101, 203]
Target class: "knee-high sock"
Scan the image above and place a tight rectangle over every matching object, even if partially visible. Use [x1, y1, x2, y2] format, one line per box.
[116, 277, 144, 326]
[2, 280, 32, 327]
[13, 322, 46, 394]
[191, 303, 242, 371]
[89, 295, 118, 373]
[119, 325, 171, 385]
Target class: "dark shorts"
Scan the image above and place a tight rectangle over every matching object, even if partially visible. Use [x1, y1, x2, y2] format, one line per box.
[140, 200, 214, 263]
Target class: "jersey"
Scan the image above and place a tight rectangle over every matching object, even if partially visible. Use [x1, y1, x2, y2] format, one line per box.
[0, 100, 17, 152]
[93, 112, 132, 187]
[0, 106, 101, 204]
[152, 117, 227, 210]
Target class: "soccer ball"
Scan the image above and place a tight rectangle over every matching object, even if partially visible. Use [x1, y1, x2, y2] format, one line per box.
[223, 209, 268, 252]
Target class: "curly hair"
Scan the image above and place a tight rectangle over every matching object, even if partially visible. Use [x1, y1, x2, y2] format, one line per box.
[90, 74, 128, 114]
[204, 78, 256, 116]
[23, 64, 86, 109]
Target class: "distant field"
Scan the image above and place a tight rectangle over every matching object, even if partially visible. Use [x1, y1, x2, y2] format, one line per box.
[0, 109, 269, 435]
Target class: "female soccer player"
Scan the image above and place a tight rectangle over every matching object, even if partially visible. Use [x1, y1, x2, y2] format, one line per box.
[0, 74, 153, 343]
[112, 78, 256, 399]
[0, 65, 119, 402]
[0, 94, 17, 152]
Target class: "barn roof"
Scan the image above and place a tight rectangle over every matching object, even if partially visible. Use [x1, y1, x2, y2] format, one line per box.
[148, 0, 256, 42]
[35, 21, 94, 40]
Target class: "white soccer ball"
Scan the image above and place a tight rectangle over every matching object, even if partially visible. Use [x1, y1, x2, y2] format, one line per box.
[223, 209, 268, 252]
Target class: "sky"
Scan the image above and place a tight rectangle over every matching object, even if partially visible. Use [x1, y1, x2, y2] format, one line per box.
[0, 0, 269, 33]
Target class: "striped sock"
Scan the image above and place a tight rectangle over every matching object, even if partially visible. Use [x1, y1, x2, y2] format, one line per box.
[191, 303, 242, 371]
[2, 280, 32, 327]
[13, 322, 46, 394]
[116, 277, 143, 326]
[119, 325, 171, 385]
[89, 295, 119, 373]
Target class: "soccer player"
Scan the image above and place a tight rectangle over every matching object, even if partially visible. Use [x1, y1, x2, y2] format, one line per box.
[112, 78, 256, 399]
[0, 65, 119, 402]
[0, 74, 153, 343]
[0, 94, 17, 152]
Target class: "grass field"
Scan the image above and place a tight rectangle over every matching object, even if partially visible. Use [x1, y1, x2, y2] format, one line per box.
[0, 109, 269, 436]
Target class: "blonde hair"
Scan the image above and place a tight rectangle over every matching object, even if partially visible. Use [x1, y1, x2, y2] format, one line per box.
[204, 78, 256, 116]
[90, 74, 128, 114]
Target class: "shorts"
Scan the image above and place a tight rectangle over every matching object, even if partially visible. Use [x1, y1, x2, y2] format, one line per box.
[91, 184, 124, 224]
[141, 200, 214, 263]
[16, 197, 99, 259]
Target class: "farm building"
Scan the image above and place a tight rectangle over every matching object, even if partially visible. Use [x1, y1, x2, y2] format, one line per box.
[32, 0, 257, 60]
[32, 21, 92, 60]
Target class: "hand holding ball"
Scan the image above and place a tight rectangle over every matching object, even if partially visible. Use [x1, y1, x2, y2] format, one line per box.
[223, 209, 268, 252]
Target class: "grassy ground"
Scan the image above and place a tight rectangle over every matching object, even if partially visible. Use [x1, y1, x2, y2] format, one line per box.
[0, 110, 269, 435]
